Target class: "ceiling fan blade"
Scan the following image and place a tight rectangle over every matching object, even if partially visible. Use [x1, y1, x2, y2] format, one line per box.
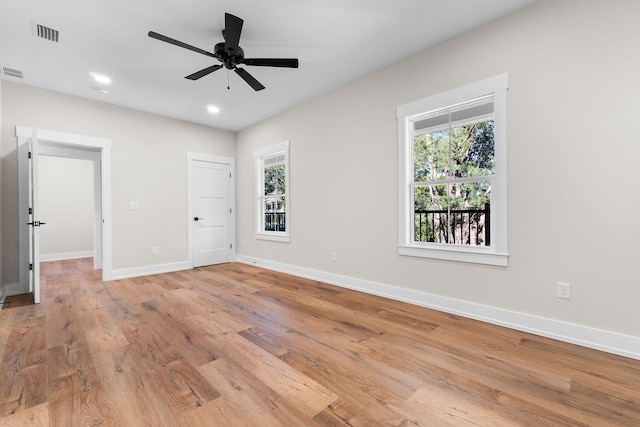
[234, 67, 265, 91]
[148, 31, 216, 58]
[185, 64, 224, 80]
[242, 58, 299, 68]
[224, 13, 243, 54]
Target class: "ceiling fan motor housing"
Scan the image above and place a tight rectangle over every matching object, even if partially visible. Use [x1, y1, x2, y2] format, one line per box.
[214, 42, 244, 69]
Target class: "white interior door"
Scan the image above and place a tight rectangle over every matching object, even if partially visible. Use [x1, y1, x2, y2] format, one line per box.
[28, 132, 41, 303]
[192, 159, 234, 267]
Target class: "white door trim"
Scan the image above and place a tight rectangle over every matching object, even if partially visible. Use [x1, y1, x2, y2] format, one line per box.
[17, 126, 113, 295]
[186, 152, 236, 268]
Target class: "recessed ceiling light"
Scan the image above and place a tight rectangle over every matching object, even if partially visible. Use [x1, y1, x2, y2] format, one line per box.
[206, 105, 220, 114]
[90, 72, 111, 84]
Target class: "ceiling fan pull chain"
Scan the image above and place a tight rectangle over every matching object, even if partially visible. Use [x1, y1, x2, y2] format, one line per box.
[227, 70, 230, 90]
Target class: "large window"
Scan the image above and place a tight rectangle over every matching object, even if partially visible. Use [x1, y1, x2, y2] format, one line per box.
[255, 141, 290, 242]
[397, 74, 508, 266]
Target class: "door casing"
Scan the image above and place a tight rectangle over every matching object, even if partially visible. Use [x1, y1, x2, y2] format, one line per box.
[17, 126, 113, 300]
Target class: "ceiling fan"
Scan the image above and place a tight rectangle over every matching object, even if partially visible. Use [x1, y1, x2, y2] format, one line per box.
[148, 12, 299, 91]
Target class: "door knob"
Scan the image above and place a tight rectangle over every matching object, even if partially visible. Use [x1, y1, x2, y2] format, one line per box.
[194, 217, 204, 221]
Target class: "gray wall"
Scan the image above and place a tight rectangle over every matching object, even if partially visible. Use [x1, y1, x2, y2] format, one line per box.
[236, 0, 640, 338]
[1, 82, 236, 284]
[38, 156, 94, 260]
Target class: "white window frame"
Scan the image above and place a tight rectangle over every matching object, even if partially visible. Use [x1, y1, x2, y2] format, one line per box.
[255, 140, 290, 242]
[397, 74, 508, 266]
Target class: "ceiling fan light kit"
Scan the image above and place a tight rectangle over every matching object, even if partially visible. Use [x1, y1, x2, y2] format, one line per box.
[148, 12, 299, 91]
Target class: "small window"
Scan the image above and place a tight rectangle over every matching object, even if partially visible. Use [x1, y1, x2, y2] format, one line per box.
[255, 141, 290, 242]
[397, 74, 508, 266]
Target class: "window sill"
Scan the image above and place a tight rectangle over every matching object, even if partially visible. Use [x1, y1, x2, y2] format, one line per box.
[255, 232, 290, 243]
[398, 244, 508, 267]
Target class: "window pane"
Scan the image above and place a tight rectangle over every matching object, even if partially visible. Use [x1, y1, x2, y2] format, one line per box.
[450, 180, 491, 210]
[264, 164, 285, 196]
[414, 184, 448, 243]
[414, 181, 490, 246]
[448, 180, 491, 246]
[450, 120, 494, 178]
[413, 130, 449, 182]
[276, 163, 285, 193]
[264, 196, 286, 232]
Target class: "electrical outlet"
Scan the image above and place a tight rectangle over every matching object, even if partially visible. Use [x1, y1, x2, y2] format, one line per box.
[557, 282, 571, 300]
[151, 246, 158, 255]
[330, 251, 337, 262]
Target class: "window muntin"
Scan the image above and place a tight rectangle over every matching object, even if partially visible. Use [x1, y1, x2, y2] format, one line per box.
[397, 74, 508, 266]
[255, 141, 290, 242]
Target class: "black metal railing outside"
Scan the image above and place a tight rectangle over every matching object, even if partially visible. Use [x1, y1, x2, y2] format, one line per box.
[265, 212, 286, 232]
[414, 203, 490, 246]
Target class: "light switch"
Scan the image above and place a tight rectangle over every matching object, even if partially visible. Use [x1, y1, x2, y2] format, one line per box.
[128, 201, 139, 210]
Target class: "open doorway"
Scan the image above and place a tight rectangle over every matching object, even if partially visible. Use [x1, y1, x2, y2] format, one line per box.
[17, 126, 112, 303]
[39, 156, 96, 264]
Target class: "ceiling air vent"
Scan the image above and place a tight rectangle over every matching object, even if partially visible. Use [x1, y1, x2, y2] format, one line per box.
[2, 67, 24, 78]
[34, 23, 59, 42]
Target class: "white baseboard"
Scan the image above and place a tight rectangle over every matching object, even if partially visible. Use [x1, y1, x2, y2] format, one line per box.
[40, 251, 94, 262]
[0, 286, 6, 312]
[111, 261, 192, 281]
[5, 282, 26, 297]
[236, 255, 640, 361]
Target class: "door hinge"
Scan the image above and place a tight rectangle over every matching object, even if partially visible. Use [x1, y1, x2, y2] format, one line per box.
[229, 173, 231, 178]
[29, 207, 33, 215]
[28, 151, 32, 159]
[229, 208, 232, 214]
[29, 263, 33, 271]
[230, 243, 233, 249]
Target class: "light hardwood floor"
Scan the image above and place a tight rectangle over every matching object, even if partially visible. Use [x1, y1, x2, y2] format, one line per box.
[0, 258, 638, 426]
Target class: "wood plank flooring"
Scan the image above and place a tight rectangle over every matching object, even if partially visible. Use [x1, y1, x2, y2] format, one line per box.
[1, 258, 639, 426]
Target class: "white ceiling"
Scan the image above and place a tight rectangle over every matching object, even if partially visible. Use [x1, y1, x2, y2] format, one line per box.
[0, 0, 539, 132]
